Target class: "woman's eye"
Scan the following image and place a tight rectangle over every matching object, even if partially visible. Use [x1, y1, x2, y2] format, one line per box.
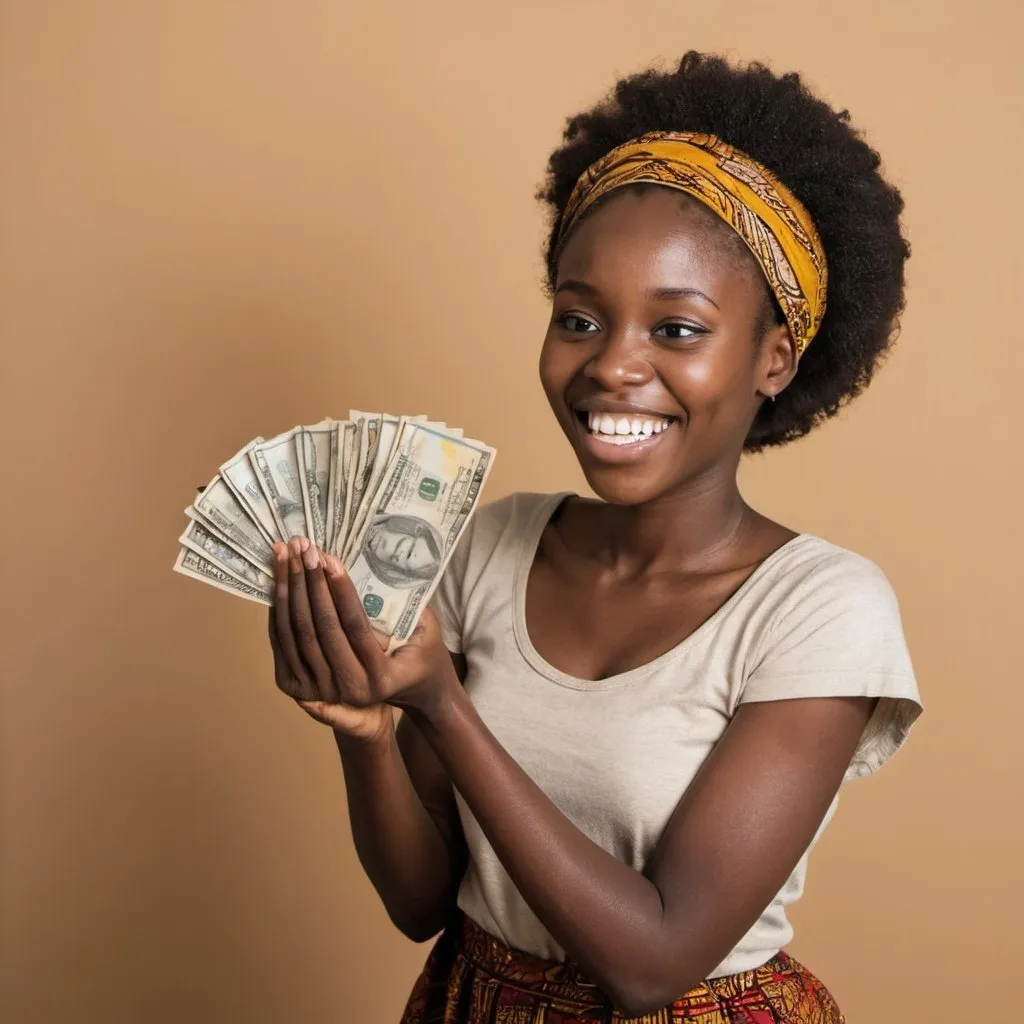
[654, 322, 703, 341]
[557, 314, 599, 334]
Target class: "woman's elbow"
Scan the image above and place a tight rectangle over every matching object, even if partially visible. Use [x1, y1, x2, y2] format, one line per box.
[602, 966, 702, 1018]
[606, 985, 672, 1019]
[394, 917, 444, 944]
[384, 890, 458, 944]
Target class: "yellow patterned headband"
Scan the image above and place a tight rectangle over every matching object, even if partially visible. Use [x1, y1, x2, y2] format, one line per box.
[556, 131, 828, 355]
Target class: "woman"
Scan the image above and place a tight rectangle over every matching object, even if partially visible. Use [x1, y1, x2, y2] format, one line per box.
[268, 52, 922, 1023]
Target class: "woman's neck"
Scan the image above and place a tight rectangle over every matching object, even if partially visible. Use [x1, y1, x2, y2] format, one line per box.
[565, 471, 762, 578]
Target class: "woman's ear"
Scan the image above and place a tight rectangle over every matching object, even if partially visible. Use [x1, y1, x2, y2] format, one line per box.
[757, 321, 798, 402]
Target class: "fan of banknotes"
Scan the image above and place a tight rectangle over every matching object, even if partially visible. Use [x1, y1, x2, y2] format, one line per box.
[173, 412, 495, 646]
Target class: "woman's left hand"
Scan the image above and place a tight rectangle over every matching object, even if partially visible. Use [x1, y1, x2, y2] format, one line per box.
[274, 537, 458, 726]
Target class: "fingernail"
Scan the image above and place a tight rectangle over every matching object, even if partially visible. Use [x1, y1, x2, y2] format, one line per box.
[302, 544, 319, 570]
[299, 537, 310, 553]
[326, 556, 345, 578]
[290, 537, 302, 556]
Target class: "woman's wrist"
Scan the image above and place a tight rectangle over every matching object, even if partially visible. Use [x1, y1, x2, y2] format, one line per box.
[333, 712, 395, 756]
[404, 667, 469, 732]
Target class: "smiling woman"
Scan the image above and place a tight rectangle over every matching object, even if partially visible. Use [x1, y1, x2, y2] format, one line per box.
[268, 50, 922, 1023]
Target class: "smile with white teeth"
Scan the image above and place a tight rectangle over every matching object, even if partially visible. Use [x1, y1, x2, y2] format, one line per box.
[584, 411, 674, 445]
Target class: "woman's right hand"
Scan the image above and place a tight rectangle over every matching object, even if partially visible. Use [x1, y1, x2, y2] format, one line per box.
[269, 539, 394, 743]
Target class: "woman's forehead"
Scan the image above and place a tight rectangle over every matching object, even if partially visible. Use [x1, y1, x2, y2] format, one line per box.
[555, 187, 757, 293]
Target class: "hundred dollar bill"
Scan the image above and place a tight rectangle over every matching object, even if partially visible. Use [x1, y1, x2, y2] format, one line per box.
[190, 475, 274, 567]
[220, 439, 279, 545]
[327, 421, 356, 556]
[345, 421, 494, 646]
[341, 412, 379, 559]
[344, 413, 405, 562]
[173, 547, 272, 606]
[337, 420, 367, 560]
[185, 505, 272, 576]
[179, 519, 273, 589]
[250, 428, 307, 542]
[297, 421, 334, 549]
[320, 417, 338, 550]
[344, 414, 445, 563]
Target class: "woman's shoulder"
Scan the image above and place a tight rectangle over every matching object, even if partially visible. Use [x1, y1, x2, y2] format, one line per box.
[741, 531, 914, 680]
[470, 491, 570, 542]
[445, 491, 568, 578]
[761, 531, 902, 608]
[739, 532, 921, 779]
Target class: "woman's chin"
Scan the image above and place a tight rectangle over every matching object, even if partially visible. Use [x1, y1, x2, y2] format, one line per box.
[577, 462, 674, 507]
[566, 420, 682, 506]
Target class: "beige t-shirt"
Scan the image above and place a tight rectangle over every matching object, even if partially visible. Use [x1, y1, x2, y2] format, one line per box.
[430, 491, 922, 978]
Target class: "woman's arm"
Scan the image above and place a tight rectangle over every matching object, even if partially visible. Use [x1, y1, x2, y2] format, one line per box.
[332, 655, 469, 942]
[409, 686, 874, 1015]
[319, 647, 471, 942]
[270, 541, 468, 942]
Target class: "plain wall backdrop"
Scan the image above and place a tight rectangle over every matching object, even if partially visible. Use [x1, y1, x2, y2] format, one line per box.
[2, 1, 1021, 1021]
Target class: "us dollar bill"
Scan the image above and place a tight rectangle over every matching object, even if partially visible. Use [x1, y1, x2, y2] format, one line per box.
[219, 440, 279, 545]
[250, 429, 307, 542]
[327, 422, 355, 556]
[190, 475, 274, 567]
[173, 547, 272, 606]
[185, 505, 271, 573]
[297, 422, 334, 549]
[344, 413, 404, 562]
[340, 413, 376, 560]
[345, 421, 494, 645]
[179, 519, 273, 589]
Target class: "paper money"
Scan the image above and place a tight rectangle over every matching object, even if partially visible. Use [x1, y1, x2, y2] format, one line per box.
[189, 475, 274, 566]
[251, 429, 307, 542]
[174, 412, 495, 645]
[173, 547, 272, 606]
[344, 413, 404, 563]
[179, 519, 274, 590]
[345, 420, 494, 645]
[297, 422, 334, 550]
[220, 440, 279, 545]
[341, 413, 377, 561]
[327, 421, 356, 556]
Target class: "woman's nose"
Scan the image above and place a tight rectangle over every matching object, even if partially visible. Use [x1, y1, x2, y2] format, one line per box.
[582, 332, 653, 389]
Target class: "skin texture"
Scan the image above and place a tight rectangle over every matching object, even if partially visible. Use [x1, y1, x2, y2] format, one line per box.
[268, 187, 876, 1015]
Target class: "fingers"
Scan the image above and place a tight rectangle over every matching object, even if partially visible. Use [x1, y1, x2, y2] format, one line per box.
[304, 551, 366, 686]
[272, 542, 318, 701]
[267, 606, 293, 686]
[271, 539, 389, 710]
[323, 555, 388, 677]
[287, 538, 340, 702]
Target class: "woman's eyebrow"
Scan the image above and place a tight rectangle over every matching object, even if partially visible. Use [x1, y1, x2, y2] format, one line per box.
[649, 286, 720, 310]
[555, 279, 719, 310]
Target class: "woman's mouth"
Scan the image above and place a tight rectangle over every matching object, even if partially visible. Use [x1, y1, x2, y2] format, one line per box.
[571, 408, 679, 461]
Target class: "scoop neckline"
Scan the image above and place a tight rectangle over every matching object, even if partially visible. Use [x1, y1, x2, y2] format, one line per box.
[511, 491, 810, 691]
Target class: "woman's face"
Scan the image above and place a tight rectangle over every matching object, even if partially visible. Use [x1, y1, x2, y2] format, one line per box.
[539, 187, 792, 507]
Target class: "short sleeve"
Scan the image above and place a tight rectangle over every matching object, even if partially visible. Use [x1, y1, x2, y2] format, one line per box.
[430, 511, 477, 654]
[740, 551, 923, 781]
[428, 492, 523, 655]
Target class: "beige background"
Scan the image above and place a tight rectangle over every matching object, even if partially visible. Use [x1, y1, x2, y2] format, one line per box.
[2, 1, 1020, 1021]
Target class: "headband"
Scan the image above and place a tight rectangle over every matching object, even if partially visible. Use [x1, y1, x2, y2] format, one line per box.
[556, 131, 828, 355]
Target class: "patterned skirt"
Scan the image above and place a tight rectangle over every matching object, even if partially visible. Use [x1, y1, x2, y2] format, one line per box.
[399, 913, 845, 1024]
